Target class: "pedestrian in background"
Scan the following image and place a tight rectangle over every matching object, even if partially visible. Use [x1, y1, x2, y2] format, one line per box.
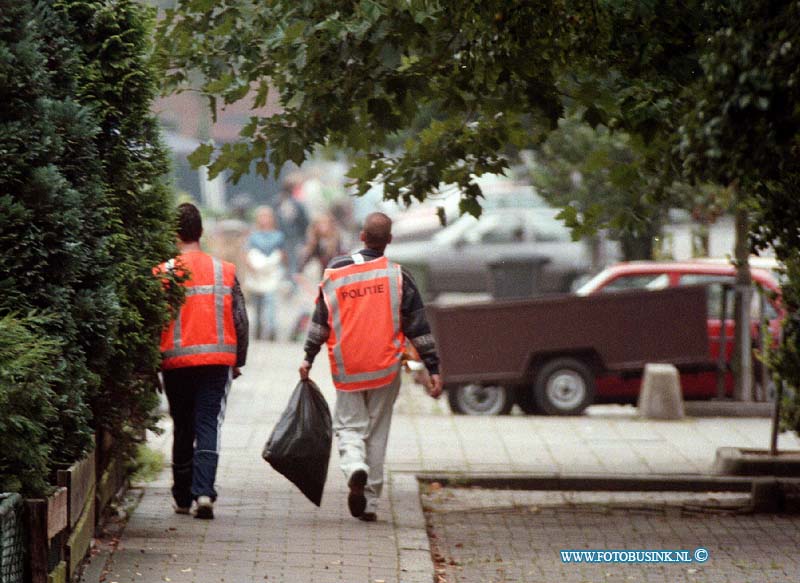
[299, 212, 442, 522]
[245, 206, 285, 341]
[156, 203, 249, 519]
[275, 180, 310, 280]
[300, 212, 347, 276]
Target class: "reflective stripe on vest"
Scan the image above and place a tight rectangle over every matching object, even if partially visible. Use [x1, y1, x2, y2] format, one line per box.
[321, 256, 404, 390]
[159, 253, 237, 367]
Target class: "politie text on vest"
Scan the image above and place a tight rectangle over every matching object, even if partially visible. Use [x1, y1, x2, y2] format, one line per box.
[339, 283, 385, 300]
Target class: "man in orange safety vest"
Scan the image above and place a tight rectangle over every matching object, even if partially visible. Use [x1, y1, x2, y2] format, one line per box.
[299, 212, 442, 522]
[157, 203, 249, 520]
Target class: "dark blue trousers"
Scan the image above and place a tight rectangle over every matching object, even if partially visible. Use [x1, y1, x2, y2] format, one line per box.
[164, 365, 232, 507]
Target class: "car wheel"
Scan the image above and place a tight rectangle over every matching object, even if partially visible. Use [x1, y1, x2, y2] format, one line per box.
[533, 358, 594, 415]
[447, 384, 515, 416]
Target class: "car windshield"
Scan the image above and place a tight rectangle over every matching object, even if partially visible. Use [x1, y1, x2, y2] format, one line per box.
[575, 270, 670, 296]
[482, 185, 546, 209]
[433, 214, 480, 245]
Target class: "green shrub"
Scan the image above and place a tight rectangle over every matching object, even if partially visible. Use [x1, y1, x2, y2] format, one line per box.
[0, 0, 109, 472]
[0, 314, 61, 495]
[0, 0, 178, 496]
[52, 0, 179, 458]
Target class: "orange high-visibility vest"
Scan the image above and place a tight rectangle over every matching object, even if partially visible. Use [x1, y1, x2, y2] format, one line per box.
[321, 254, 405, 391]
[157, 251, 238, 370]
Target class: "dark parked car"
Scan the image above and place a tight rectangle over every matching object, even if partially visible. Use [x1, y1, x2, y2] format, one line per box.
[386, 207, 602, 298]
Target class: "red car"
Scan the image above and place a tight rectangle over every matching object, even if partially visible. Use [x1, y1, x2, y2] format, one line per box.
[576, 259, 783, 403]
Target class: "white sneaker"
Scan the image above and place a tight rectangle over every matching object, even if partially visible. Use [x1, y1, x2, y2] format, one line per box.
[194, 496, 214, 519]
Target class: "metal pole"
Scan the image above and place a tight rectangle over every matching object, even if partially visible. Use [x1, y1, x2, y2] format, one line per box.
[759, 292, 770, 402]
[770, 379, 783, 456]
[716, 284, 730, 399]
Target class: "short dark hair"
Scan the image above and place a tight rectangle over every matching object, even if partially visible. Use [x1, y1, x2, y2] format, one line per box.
[362, 212, 392, 249]
[176, 202, 203, 242]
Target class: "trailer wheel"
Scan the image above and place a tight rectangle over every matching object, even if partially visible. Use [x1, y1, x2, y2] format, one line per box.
[533, 358, 594, 415]
[447, 384, 515, 416]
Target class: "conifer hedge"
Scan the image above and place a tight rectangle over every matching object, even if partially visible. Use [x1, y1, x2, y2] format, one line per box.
[0, 0, 178, 496]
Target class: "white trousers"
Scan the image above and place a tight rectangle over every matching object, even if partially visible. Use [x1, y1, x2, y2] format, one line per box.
[333, 374, 401, 513]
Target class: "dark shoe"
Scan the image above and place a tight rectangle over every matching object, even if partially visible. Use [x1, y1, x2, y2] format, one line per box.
[173, 502, 191, 515]
[358, 512, 377, 522]
[347, 469, 368, 517]
[194, 496, 214, 520]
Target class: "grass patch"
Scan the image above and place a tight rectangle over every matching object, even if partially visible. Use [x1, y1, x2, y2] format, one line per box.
[128, 444, 165, 483]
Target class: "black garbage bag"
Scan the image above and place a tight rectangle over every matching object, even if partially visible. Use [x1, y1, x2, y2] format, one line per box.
[262, 378, 332, 506]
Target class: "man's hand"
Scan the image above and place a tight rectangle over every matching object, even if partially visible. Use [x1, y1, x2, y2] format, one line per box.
[299, 360, 312, 380]
[428, 374, 443, 399]
[232, 367, 242, 379]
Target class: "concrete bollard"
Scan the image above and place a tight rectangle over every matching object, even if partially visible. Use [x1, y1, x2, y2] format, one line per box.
[637, 363, 684, 420]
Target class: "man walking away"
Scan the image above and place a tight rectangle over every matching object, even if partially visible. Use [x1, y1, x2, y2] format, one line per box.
[156, 203, 249, 519]
[299, 212, 442, 522]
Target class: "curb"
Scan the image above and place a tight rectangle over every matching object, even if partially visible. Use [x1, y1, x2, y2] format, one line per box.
[389, 472, 433, 583]
[712, 446, 800, 476]
[415, 472, 755, 492]
[684, 401, 773, 417]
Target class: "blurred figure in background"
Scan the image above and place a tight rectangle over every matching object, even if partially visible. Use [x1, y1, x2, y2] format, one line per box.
[208, 195, 251, 278]
[275, 180, 310, 281]
[245, 206, 284, 341]
[301, 213, 347, 276]
[289, 213, 347, 342]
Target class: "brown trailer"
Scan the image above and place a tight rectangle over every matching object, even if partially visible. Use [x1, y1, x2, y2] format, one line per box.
[427, 285, 711, 416]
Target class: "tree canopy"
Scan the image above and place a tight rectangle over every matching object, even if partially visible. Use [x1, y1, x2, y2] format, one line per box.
[159, 2, 611, 211]
[156, 1, 732, 215]
[528, 117, 665, 260]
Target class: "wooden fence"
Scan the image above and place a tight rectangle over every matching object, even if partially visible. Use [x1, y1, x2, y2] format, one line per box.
[24, 431, 127, 583]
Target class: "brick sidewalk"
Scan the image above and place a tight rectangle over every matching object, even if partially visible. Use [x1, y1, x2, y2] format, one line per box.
[92, 341, 411, 583]
[423, 488, 800, 583]
[84, 340, 800, 583]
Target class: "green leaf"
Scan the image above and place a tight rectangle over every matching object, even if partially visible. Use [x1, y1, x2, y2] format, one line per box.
[284, 21, 307, 43]
[253, 82, 270, 109]
[225, 83, 250, 104]
[285, 91, 305, 110]
[459, 196, 482, 219]
[205, 73, 234, 94]
[398, 54, 420, 72]
[436, 205, 447, 226]
[186, 143, 214, 169]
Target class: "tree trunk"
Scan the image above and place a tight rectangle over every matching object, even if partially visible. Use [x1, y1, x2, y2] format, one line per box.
[691, 222, 710, 257]
[589, 234, 603, 272]
[732, 201, 753, 401]
[620, 227, 657, 261]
